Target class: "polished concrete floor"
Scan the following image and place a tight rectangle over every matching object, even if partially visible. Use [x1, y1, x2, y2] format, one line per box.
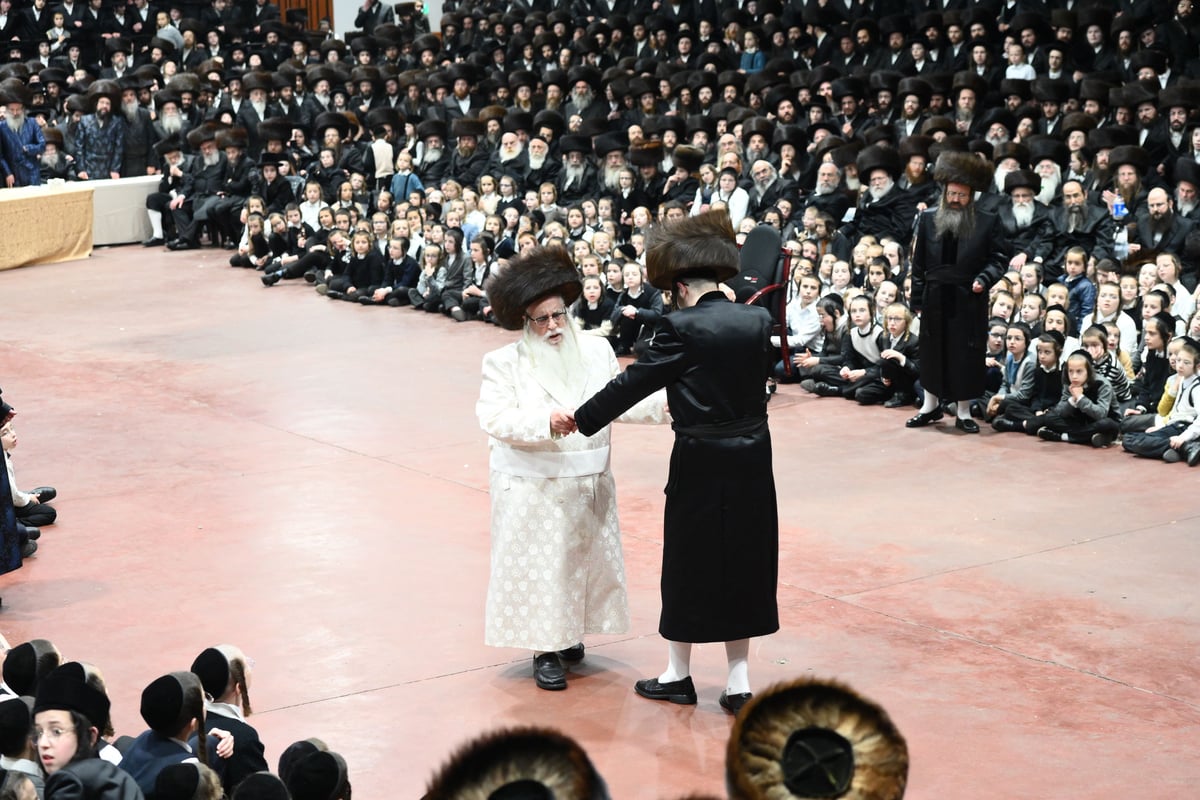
[1, 245, 1197, 799]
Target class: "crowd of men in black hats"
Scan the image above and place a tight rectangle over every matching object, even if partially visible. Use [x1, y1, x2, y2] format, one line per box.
[2, 0, 1200, 452]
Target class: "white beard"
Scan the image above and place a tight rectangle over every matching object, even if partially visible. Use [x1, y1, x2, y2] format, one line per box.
[122, 101, 139, 122]
[422, 146, 442, 164]
[161, 113, 183, 134]
[5, 112, 23, 133]
[499, 147, 521, 163]
[814, 183, 835, 196]
[1035, 173, 1059, 206]
[868, 179, 893, 201]
[845, 174, 861, 191]
[528, 152, 546, 170]
[1012, 201, 1034, 228]
[564, 163, 584, 183]
[522, 320, 587, 405]
[1178, 196, 1197, 217]
[602, 165, 623, 191]
[252, 100, 267, 118]
[994, 166, 1013, 194]
[203, 150, 220, 167]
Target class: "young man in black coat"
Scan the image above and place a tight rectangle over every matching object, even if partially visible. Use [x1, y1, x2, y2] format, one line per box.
[572, 211, 779, 716]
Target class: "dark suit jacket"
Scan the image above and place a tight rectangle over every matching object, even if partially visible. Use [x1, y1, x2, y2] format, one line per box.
[1131, 211, 1194, 256]
[997, 201, 1055, 263]
[1047, 203, 1115, 278]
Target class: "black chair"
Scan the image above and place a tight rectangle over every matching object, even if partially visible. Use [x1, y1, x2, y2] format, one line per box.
[733, 224, 793, 377]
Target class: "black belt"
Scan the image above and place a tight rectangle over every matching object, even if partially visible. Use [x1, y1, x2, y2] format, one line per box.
[672, 417, 767, 439]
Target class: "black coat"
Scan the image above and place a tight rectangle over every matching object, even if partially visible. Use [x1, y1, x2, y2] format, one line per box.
[910, 207, 1007, 400]
[575, 292, 778, 643]
[847, 184, 918, 245]
[1047, 203, 1116, 279]
[996, 201, 1055, 264]
[202, 711, 268, 794]
[45, 759, 142, 800]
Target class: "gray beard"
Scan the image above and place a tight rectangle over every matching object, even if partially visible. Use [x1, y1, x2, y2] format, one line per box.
[571, 88, 594, 109]
[868, 179, 893, 201]
[755, 176, 775, 195]
[986, 133, 1009, 148]
[602, 165, 623, 191]
[1066, 204, 1085, 232]
[5, 113, 23, 133]
[122, 102, 139, 122]
[40, 151, 57, 168]
[934, 202, 975, 241]
[251, 100, 267, 118]
[203, 151, 220, 167]
[422, 147, 442, 164]
[1012, 201, 1034, 228]
[161, 113, 183, 134]
[564, 163, 585, 183]
[845, 174, 861, 191]
[528, 152, 546, 170]
[814, 183, 835, 196]
[1179, 198, 1197, 217]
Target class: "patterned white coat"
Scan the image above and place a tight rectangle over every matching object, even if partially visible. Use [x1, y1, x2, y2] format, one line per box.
[476, 333, 666, 652]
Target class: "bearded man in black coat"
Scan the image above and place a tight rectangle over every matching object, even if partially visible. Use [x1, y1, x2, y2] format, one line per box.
[906, 151, 1007, 433]
[843, 144, 918, 245]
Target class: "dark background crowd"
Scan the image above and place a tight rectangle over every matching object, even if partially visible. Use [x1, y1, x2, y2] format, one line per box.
[2, 0, 1200, 445]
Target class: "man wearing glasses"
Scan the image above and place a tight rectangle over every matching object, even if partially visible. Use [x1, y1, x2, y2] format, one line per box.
[476, 246, 666, 693]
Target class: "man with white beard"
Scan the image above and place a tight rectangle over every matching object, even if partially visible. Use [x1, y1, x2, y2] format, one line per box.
[594, 132, 627, 194]
[843, 145, 916, 245]
[1033, 157, 1062, 207]
[907, 151, 1006, 434]
[521, 135, 559, 190]
[143, 134, 191, 246]
[488, 129, 526, 175]
[235, 72, 274, 159]
[0, 83, 46, 186]
[562, 66, 607, 123]
[413, 118, 450, 184]
[800, 161, 851, 223]
[153, 93, 184, 142]
[119, 81, 156, 175]
[1173, 157, 1200, 222]
[476, 245, 666, 692]
[555, 134, 597, 204]
[167, 124, 227, 250]
[997, 169, 1054, 272]
[38, 128, 72, 180]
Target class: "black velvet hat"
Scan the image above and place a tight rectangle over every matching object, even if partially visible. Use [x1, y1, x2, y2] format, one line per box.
[286, 751, 349, 800]
[2, 639, 60, 696]
[32, 663, 110, 733]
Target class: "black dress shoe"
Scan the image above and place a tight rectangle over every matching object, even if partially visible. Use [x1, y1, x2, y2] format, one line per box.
[955, 418, 980, 433]
[634, 676, 697, 704]
[556, 643, 585, 663]
[533, 653, 567, 691]
[1182, 440, 1200, 466]
[905, 409, 944, 428]
[32, 486, 56, 502]
[812, 381, 842, 397]
[719, 691, 753, 715]
[142, 237, 165, 247]
[21, 541, 37, 558]
[168, 239, 197, 251]
[883, 392, 912, 409]
[262, 272, 282, 287]
[20, 525, 40, 541]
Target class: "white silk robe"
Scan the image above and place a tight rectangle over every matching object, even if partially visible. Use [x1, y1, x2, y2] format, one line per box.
[476, 333, 666, 651]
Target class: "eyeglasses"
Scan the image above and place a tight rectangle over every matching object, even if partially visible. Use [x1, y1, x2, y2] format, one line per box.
[885, 316, 907, 322]
[989, 331, 1006, 338]
[34, 727, 76, 742]
[527, 309, 568, 328]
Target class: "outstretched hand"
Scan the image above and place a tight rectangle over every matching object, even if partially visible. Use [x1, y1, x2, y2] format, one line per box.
[550, 408, 577, 436]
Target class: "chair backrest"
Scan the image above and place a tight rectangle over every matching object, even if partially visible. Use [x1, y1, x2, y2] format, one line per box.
[735, 223, 795, 376]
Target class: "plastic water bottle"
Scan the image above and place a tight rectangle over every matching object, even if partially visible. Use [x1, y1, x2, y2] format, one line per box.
[1113, 198, 1127, 219]
[1114, 225, 1129, 262]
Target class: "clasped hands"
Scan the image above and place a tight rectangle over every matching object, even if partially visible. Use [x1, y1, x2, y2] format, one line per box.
[550, 408, 577, 436]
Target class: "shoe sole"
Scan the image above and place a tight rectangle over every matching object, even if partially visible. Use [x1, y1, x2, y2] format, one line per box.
[535, 678, 567, 690]
[634, 685, 697, 704]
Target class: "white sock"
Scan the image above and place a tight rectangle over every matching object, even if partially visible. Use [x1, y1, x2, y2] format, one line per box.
[659, 640, 692, 683]
[957, 402, 972, 420]
[919, 390, 939, 414]
[725, 639, 750, 694]
[148, 210, 163, 239]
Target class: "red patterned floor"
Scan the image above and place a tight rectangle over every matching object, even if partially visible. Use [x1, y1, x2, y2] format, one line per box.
[1, 245, 1197, 799]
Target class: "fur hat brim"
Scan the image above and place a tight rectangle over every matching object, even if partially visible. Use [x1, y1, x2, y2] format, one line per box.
[726, 678, 908, 800]
[646, 210, 739, 291]
[485, 247, 582, 331]
[933, 150, 994, 192]
[424, 726, 607, 800]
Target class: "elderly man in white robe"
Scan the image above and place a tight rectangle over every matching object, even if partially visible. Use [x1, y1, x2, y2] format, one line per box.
[477, 245, 667, 692]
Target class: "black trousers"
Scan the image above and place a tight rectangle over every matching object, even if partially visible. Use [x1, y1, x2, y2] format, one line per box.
[15, 503, 55, 527]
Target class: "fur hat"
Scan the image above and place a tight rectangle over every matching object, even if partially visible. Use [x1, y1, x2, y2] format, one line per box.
[1086, 125, 1136, 153]
[855, 144, 902, 182]
[215, 127, 249, 151]
[1004, 169, 1041, 194]
[1028, 137, 1070, 172]
[313, 111, 352, 140]
[416, 119, 448, 142]
[1107, 145, 1151, 175]
[450, 117, 486, 139]
[1175, 156, 1200, 188]
[725, 678, 908, 800]
[423, 727, 606, 800]
[896, 77, 930, 106]
[258, 117, 294, 145]
[992, 141, 1029, 168]
[673, 144, 706, 174]
[558, 134, 591, 155]
[646, 210, 739, 291]
[486, 246, 582, 331]
[933, 150, 993, 192]
[241, 71, 273, 94]
[593, 131, 628, 157]
[629, 141, 662, 168]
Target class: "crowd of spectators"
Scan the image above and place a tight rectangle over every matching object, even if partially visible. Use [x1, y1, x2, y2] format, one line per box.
[2, 0, 1200, 457]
